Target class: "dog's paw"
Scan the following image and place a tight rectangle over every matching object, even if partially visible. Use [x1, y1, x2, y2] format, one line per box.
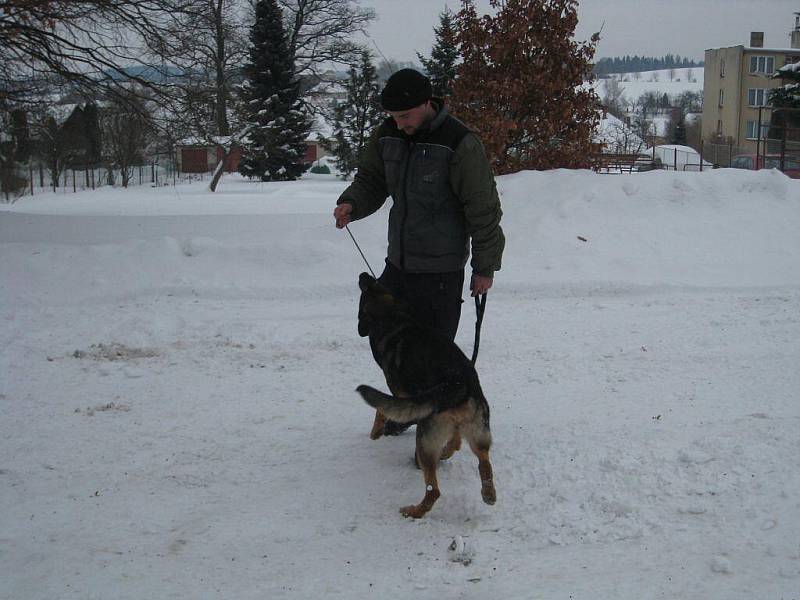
[481, 481, 497, 505]
[400, 504, 427, 519]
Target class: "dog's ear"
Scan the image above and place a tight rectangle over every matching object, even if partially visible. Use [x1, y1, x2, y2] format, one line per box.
[359, 272, 376, 292]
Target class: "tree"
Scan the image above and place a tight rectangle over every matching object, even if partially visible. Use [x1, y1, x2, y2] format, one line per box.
[768, 63, 800, 138]
[30, 112, 71, 190]
[668, 113, 687, 145]
[238, 0, 311, 181]
[601, 119, 645, 155]
[417, 8, 460, 98]
[322, 50, 382, 178]
[282, 0, 377, 79]
[602, 78, 626, 118]
[451, 0, 601, 174]
[101, 94, 155, 187]
[1, 0, 194, 108]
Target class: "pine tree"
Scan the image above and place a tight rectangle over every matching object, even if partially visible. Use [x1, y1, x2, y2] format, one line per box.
[322, 50, 383, 179]
[239, 0, 311, 181]
[451, 0, 601, 174]
[768, 63, 800, 134]
[417, 9, 460, 98]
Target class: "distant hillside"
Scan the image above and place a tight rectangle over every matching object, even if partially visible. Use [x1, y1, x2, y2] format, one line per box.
[592, 67, 704, 112]
[103, 64, 189, 83]
[595, 55, 703, 77]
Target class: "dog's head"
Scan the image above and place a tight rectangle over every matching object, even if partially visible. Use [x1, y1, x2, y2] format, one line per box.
[357, 272, 411, 337]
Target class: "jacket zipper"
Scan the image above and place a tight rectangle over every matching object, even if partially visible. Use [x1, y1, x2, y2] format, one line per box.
[399, 140, 414, 270]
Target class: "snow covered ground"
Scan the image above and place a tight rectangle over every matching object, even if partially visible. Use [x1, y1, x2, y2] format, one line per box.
[2, 167, 799, 599]
[593, 67, 704, 107]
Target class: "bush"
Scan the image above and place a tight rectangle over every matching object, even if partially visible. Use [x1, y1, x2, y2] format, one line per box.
[0, 171, 28, 201]
[310, 164, 331, 174]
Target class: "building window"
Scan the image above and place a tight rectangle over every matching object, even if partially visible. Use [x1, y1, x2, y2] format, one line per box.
[746, 121, 768, 139]
[718, 89, 724, 106]
[748, 88, 770, 106]
[716, 120, 723, 135]
[749, 55, 775, 75]
[720, 59, 726, 77]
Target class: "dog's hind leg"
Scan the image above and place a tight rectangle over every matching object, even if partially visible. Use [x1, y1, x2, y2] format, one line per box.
[465, 423, 496, 506]
[401, 448, 441, 519]
[400, 419, 453, 519]
[369, 410, 386, 440]
[440, 430, 462, 461]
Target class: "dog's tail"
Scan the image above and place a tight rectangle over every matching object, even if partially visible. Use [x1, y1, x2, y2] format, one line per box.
[356, 385, 440, 423]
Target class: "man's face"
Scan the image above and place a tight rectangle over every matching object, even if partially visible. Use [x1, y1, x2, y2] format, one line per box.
[387, 101, 434, 136]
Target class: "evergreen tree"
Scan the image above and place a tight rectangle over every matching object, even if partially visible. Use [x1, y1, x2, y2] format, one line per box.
[322, 50, 383, 179]
[452, 0, 601, 174]
[239, 0, 311, 181]
[417, 9, 460, 98]
[768, 63, 800, 134]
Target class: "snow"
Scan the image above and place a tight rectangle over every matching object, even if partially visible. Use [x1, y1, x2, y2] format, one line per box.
[2, 168, 800, 599]
[593, 67, 704, 109]
[777, 61, 800, 75]
[595, 112, 645, 153]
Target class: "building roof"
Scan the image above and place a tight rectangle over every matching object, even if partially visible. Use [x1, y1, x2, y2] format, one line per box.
[705, 44, 800, 54]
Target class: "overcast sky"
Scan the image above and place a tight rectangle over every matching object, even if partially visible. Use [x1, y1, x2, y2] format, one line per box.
[356, 0, 799, 63]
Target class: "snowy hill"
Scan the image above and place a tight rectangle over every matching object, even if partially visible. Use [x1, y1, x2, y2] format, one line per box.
[2, 168, 799, 599]
[594, 66, 704, 107]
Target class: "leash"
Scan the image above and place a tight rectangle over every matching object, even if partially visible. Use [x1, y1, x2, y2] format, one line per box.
[471, 292, 487, 366]
[344, 224, 487, 365]
[345, 224, 376, 278]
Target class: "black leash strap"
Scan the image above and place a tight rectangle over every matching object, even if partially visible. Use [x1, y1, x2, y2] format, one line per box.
[471, 293, 487, 366]
[344, 224, 487, 365]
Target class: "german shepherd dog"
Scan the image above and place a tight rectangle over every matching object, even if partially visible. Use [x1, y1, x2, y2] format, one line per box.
[355, 272, 496, 519]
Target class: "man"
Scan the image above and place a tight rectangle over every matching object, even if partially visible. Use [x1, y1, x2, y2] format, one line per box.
[334, 69, 505, 432]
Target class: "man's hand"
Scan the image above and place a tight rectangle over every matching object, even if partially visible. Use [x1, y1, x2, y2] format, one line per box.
[334, 203, 353, 229]
[470, 274, 493, 296]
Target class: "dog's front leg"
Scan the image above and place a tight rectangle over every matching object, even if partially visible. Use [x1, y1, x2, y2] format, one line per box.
[369, 410, 386, 440]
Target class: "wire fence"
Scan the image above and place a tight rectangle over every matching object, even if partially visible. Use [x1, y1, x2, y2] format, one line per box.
[1, 160, 212, 203]
[705, 130, 800, 173]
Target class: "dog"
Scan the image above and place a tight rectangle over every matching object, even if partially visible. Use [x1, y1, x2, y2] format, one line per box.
[355, 272, 496, 519]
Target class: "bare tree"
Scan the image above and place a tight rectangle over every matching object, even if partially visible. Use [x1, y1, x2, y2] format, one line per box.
[603, 120, 645, 154]
[1, 0, 194, 108]
[102, 94, 155, 187]
[281, 0, 376, 78]
[602, 78, 626, 118]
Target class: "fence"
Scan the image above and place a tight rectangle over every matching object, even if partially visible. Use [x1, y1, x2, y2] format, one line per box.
[597, 146, 712, 174]
[705, 107, 800, 175]
[2, 160, 209, 202]
[702, 142, 747, 168]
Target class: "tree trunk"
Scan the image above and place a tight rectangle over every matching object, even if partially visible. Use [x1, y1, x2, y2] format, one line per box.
[209, 149, 229, 192]
[214, 0, 230, 136]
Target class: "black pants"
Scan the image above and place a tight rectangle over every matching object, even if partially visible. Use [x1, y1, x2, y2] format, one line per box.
[377, 260, 465, 342]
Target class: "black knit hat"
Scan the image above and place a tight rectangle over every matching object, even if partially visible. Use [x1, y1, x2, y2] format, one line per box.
[380, 69, 433, 111]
